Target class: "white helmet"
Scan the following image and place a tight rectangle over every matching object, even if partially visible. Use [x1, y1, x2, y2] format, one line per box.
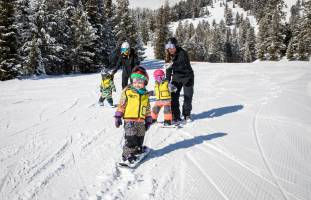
[121, 41, 130, 49]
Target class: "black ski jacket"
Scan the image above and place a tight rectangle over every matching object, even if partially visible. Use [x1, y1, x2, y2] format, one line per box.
[166, 47, 194, 86]
[110, 48, 140, 77]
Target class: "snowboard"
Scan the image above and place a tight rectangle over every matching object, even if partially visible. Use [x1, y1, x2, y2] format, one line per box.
[118, 146, 151, 168]
[157, 122, 180, 129]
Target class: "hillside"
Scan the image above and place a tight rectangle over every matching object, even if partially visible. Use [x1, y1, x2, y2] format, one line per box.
[1, 59, 311, 199]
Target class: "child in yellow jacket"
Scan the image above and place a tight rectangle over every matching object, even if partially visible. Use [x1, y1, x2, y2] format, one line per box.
[98, 68, 116, 107]
[114, 66, 152, 163]
[151, 69, 177, 126]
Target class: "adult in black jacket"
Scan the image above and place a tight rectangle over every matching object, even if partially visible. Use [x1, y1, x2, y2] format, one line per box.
[165, 38, 194, 122]
[110, 42, 140, 89]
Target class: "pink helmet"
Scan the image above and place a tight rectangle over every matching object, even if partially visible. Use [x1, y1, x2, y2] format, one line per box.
[153, 69, 165, 83]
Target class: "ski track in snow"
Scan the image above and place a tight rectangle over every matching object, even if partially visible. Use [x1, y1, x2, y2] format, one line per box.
[252, 72, 290, 200]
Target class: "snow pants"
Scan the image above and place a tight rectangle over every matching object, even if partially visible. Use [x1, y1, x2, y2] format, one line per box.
[122, 73, 130, 89]
[171, 80, 194, 120]
[122, 121, 146, 159]
[151, 100, 172, 122]
[98, 89, 113, 105]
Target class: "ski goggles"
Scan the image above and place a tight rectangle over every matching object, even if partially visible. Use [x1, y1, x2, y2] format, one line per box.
[132, 78, 145, 84]
[165, 43, 176, 49]
[121, 48, 129, 54]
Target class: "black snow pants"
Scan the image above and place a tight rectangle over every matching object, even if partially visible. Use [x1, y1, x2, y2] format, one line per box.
[171, 78, 194, 121]
[122, 73, 130, 89]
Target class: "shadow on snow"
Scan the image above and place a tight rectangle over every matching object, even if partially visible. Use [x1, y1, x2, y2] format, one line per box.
[192, 105, 244, 120]
[142, 132, 227, 164]
[141, 59, 165, 70]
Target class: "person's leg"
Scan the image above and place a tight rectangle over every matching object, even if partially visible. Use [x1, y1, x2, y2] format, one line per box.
[107, 94, 113, 106]
[151, 101, 162, 123]
[122, 121, 146, 161]
[182, 79, 194, 119]
[122, 74, 129, 89]
[171, 82, 182, 121]
[163, 101, 173, 125]
[122, 121, 137, 160]
[98, 96, 105, 105]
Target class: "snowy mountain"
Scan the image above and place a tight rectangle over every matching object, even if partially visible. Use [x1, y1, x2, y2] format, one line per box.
[170, 0, 298, 32]
[113, 0, 183, 9]
[1, 43, 311, 199]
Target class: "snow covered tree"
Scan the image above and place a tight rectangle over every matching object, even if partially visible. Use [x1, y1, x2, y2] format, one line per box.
[115, 0, 134, 46]
[175, 21, 184, 45]
[28, 34, 44, 75]
[154, 4, 170, 59]
[257, 0, 287, 60]
[71, 0, 97, 72]
[15, 0, 33, 75]
[0, 0, 19, 80]
[225, 6, 234, 26]
[298, 0, 311, 60]
[243, 26, 256, 62]
[86, 0, 113, 68]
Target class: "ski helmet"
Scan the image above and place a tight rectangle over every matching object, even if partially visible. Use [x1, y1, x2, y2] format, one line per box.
[153, 69, 165, 83]
[130, 66, 149, 85]
[165, 37, 178, 49]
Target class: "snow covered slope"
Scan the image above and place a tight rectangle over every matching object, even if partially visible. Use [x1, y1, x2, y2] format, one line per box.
[112, 0, 183, 9]
[170, 0, 299, 32]
[1, 59, 311, 200]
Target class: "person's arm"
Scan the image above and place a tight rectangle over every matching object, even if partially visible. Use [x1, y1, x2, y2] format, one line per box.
[116, 89, 128, 114]
[171, 49, 189, 70]
[144, 94, 152, 130]
[111, 79, 116, 92]
[166, 66, 173, 82]
[109, 50, 121, 74]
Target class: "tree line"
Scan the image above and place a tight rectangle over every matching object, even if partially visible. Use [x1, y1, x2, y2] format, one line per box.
[0, 0, 144, 81]
[0, 0, 310, 81]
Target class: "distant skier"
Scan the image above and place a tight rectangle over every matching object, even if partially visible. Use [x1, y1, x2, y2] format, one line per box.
[110, 41, 140, 89]
[98, 68, 116, 107]
[165, 37, 194, 123]
[151, 69, 177, 126]
[114, 66, 152, 164]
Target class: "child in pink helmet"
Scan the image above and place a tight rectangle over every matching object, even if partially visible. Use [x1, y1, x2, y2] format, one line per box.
[151, 69, 177, 126]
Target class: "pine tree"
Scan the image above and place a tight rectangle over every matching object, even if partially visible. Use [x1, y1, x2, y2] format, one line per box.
[225, 6, 234, 26]
[86, 0, 114, 69]
[115, 0, 134, 46]
[71, 0, 97, 73]
[15, 0, 32, 75]
[0, 0, 19, 80]
[298, 0, 311, 60]
[175, 21, 184, 46]
[154, 5, 169, 59]
[263, 0, 287, 60]
[286, 0, 303, 60]
[28, 34, 44, 75]
[243, 26, 256, 62]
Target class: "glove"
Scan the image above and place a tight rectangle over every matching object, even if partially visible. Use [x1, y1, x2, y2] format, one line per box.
[114, 111, 123, 128]
[163, 62, 173, 69]
[115, 117, 122, 128]
[169, 83, 177, 93]
[145, 116, 152, 131]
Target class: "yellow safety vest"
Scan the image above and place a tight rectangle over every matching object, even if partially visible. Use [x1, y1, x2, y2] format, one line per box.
[101, 78, 111, 89]
[124, 89, 149, 119]
[155, 81, 171, 100]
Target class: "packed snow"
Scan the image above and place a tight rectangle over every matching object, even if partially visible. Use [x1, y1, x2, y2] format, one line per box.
[1, 42, 311, 200]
